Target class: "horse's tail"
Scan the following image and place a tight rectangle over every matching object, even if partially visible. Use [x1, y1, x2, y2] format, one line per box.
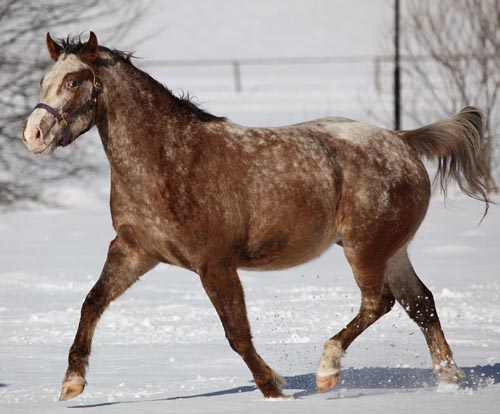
[398, 106, 493, 213]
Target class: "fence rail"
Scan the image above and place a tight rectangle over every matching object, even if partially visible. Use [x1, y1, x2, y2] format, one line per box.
[140, 53, 485, 93]
[139, 55, 401, 93]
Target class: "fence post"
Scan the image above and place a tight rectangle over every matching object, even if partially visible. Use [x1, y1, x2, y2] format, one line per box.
[233, 61, 242, 93]
[374, 56, 381, 93]
[394, 0, 401, 130]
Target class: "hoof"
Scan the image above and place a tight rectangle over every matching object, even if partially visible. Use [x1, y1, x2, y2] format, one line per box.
[260, 371, 287, 399]
[265, 393, 292, 400]
[59, 375, 86, 401]
[316, 339, 343, 393]
[264, 391, 288, 399]
[316, 374, 339, 393]
[435, 360, 465, 385]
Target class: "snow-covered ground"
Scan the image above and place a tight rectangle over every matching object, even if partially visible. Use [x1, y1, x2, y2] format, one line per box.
[1, 192, 499, 413]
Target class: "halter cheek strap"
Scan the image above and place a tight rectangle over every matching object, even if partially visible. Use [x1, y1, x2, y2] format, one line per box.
[34, 71, 102, 147]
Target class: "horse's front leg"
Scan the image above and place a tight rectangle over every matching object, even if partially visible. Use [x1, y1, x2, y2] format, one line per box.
[59, 236, 158, 401]
[199, 261, 285, 398]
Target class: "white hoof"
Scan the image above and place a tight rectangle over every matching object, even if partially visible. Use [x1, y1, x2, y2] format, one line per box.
[316, 339, 344, 392]
[59, 374, 86, 401]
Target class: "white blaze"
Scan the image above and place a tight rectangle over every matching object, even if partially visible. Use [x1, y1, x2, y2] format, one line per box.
[24, 54, 90, 147]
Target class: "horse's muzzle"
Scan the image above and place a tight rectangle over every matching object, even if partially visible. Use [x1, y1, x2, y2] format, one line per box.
[22, 110, 59, 155]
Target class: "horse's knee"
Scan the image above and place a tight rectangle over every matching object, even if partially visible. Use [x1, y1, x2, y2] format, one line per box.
[81, 283, 109, 316]
[227, 335, 252, 355]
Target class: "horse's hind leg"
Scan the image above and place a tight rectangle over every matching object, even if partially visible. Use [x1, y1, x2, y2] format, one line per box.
[199, 261, 285, 398]
[316, 248, 395, 392]
[385, 247, 465, 385]
[59, 236, 158, 401]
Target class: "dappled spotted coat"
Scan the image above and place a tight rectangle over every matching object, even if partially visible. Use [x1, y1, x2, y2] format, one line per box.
[23, 32, 491, 400]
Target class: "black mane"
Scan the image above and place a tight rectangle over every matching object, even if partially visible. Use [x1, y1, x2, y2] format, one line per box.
[58, 35, 225, 123]
[59, 35, 134, 63]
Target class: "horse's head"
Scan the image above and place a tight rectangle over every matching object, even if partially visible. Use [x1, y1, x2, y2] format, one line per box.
[22, 32, 102, 154]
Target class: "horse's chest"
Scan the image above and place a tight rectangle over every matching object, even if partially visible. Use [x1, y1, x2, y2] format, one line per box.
[115, 215, 194, 270]
[111, 183, 196, 268]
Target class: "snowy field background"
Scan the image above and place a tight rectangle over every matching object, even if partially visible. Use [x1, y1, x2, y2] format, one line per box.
[1, 195, 500, 414]
[1, 0, 500, 413]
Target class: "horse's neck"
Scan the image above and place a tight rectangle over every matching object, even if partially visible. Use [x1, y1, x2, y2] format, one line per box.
[96, 62, 187, 164]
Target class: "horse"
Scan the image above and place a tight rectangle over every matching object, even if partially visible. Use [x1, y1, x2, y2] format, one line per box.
[22, 32, 491, 401]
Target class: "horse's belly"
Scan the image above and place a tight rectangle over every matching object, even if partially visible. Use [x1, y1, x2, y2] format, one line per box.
[239, 220, 340, 271]
[240, 172, 340, 270]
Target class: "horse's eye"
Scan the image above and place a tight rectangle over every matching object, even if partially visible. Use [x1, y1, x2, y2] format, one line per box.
[66, 79, 79, 89]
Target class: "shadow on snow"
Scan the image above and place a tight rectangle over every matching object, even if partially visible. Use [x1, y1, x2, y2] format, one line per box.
[285, 364, 500, 398]
[68, 363, 500, 408]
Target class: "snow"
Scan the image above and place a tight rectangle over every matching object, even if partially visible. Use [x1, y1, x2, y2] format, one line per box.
[2, 1, 500, 412]
[1, 194, 499, 413]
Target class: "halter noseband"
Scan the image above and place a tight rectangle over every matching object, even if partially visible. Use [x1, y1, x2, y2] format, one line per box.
[34, 70, 102, 147]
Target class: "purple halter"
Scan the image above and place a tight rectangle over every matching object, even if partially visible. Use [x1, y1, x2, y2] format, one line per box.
[34, 71, 102, 147]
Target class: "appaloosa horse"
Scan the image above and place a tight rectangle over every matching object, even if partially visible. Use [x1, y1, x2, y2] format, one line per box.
[22, 32, 491, 400]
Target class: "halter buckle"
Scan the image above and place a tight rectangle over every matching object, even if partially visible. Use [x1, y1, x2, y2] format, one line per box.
[56, 113, 68, 127]
[93, 74, 102, 90]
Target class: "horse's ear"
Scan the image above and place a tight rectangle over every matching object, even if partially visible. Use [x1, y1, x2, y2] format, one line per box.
[81, 31, 99, 64]
[46, 32, 62, 61]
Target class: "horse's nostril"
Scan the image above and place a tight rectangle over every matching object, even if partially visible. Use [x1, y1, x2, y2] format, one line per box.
[34, 127, 41, 141]
[24, 125, 44, 146]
